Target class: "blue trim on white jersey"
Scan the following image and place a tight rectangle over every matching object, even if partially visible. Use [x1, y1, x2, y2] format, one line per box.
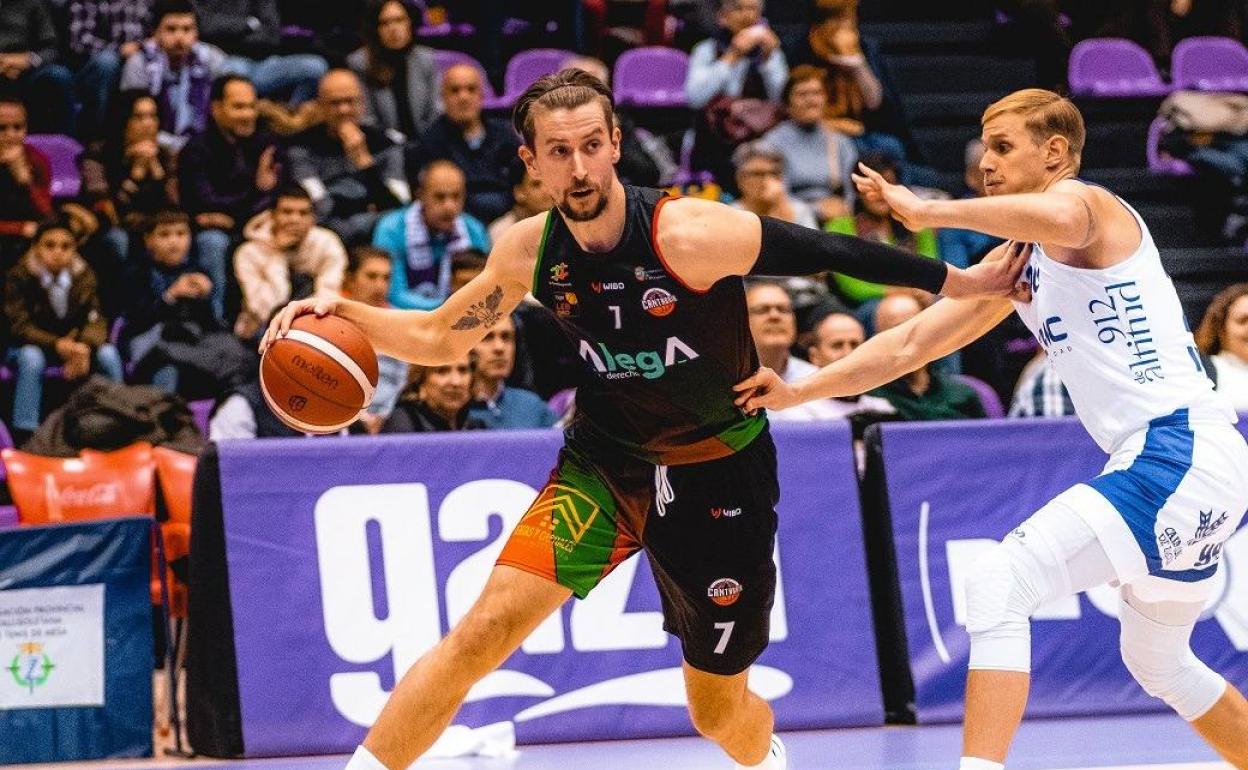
[1086, 408, 1218, 582]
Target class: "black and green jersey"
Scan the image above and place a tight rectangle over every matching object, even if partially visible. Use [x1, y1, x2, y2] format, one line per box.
[532, 184, 766, 465]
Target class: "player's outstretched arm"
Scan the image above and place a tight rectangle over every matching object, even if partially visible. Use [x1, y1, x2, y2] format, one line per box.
[654, 197, 1027, 299]
[855, 164, 1102, 249]
[734, 243, 1026, 413]
[261, 216, 539, 365]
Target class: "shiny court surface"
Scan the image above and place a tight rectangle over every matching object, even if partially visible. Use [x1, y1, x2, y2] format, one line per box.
[8, 713, 1228, 770]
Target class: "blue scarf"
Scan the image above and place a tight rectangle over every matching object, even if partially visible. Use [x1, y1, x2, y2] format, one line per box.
[403, 203, 472, 302]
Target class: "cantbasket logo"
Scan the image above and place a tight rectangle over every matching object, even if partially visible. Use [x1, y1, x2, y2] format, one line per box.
[707, 578, 743, 607]
[641, 288, 677, 317]
[578, 336, 698, 380]
[7, 642, 54, 694]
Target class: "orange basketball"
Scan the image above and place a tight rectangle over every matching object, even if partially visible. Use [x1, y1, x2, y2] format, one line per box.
[259, 314, 380, 434]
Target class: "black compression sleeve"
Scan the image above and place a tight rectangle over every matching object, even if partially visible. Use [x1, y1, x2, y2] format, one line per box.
[751, 215, 948, 295]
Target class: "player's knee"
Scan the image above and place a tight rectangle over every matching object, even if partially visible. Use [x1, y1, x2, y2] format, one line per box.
[964, 540, 1045, 672]
[1119, 596, 1226, 721]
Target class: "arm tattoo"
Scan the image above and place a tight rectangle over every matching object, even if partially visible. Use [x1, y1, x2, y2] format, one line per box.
[450, 285, 505, 330]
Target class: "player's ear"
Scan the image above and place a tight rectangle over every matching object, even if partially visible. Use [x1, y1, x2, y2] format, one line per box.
[518, 144, 540, 180]
[611, 120, 622, 164]
[1044, 134, 1070, 171]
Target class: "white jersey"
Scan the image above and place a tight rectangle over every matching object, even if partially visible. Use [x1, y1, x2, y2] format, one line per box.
[1011, 195, 1237, 453]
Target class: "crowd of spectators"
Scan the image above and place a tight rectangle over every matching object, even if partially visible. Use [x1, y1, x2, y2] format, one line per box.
[0, 0, 1241, 448]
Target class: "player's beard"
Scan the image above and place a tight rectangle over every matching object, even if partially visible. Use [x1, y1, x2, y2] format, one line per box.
[558, 181, 609, 222]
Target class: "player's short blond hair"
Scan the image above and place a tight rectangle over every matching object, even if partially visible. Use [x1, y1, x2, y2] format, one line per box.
[982, 88, 1085, 172]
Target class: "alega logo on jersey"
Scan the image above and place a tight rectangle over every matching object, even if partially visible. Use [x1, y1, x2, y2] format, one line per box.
[578, 336, 699, 380]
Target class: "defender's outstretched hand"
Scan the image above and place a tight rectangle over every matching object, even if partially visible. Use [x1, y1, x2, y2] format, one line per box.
[852, 162, 929, 231]
[260, 296, 339, 354]
[733, 367, 800, 414]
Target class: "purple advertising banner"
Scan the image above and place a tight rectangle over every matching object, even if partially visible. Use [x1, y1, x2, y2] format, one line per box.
[218, 423, 881, 757]
[879, 417, 1248, 724]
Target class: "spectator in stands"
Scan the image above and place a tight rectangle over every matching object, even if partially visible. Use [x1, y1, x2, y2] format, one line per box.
[122, 209, 221, 393]
[0, 98, 52, 269]
[121, 0, 227, 145]
[867, 293, 985, 421]
[788, 0, 911, 168]
[469, 313, 556, 429]
[409, 63, 519, 225]
[233, 184, 348, 340]
[806, 310, 895, 417]
[686, 0, 788, 189]
[731, 141, 818, 228]
[826, 153, 940, 316]
[81, 92, 178, 247]
[562, 54, 678, 188]
[1197, 282, 1248, 412]
[68, 0, 153, 140]
[936, 139, 1002, 269]
[197, 0, 327, 106]
[489, 158, 554, 243]
[382, 354, 487, 433]
[1008, 347, 1075, 417]
[745, 280, 839, 421]
[288, 68, 409, 245]
[347, 0, 439, 144]
[0, 0, 74, 135]
[761, 66, 856, 223]
[4, 220, 124, 441]
[373, 159, 489, 310]
[342, 246, 406, 432]
[179, 75, 285, 319]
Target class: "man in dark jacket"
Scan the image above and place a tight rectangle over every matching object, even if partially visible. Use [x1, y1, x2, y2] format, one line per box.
[407, 64, 518, 225]
[178, 74, 285, 318]
[4, 220, 124, 440]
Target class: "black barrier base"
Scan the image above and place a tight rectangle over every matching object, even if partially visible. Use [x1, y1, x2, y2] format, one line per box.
[185, 443, 245, 757]
[860, 424, 917, 724]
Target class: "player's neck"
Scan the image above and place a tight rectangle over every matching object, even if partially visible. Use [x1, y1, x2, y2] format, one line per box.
[1039, 168, 1077, 192]
[563, 179, 628, 253]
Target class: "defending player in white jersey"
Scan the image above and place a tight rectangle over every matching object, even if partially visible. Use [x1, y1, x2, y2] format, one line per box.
[734, 88, 1248, 770]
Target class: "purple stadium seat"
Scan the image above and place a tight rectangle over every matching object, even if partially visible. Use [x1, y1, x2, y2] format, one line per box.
[188, 399, 214, 436]
[547, 388, 575, 420]
[0, 505, 16, 529]
[430, 50, 507, 110]
[1171, 36, 1248, 92]
[25, 134, 83, 199]
[614, 47, 689, 108]
[502, 48, 576, 106]
[956, 374, 1005, 419]
[1146, 117, 1194, 176]
[1068, 38, 1171, 97]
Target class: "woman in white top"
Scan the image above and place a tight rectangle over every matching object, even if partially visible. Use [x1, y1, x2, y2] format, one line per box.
[1196, 282, 1248, 412]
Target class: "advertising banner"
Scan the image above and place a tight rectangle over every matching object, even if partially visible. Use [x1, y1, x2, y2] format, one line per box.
[879, 418, 1248, 723]
[0, 517, 153, 762]
[219, 424, 882, 756]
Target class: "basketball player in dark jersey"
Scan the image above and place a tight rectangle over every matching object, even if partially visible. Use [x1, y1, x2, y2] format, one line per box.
[264, 69, 1027, 770]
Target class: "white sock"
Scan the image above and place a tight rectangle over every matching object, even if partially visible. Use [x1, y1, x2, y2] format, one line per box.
[345, 745, 389, 770]
[959, 758, 1004, 770]
[734, 734, 785, 770]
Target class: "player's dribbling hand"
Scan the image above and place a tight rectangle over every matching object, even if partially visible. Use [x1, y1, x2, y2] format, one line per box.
[259, 296, 338, 354]
[732, 367, 799, 414]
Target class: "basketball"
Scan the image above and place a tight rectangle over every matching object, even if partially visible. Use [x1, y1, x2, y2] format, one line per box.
[259, 314, 379, 434]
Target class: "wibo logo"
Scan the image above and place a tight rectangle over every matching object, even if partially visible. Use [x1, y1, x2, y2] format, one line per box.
[578, 337, 699, 380]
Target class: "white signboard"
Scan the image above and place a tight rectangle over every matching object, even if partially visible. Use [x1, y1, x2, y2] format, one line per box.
[0, 584, 105, 709]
